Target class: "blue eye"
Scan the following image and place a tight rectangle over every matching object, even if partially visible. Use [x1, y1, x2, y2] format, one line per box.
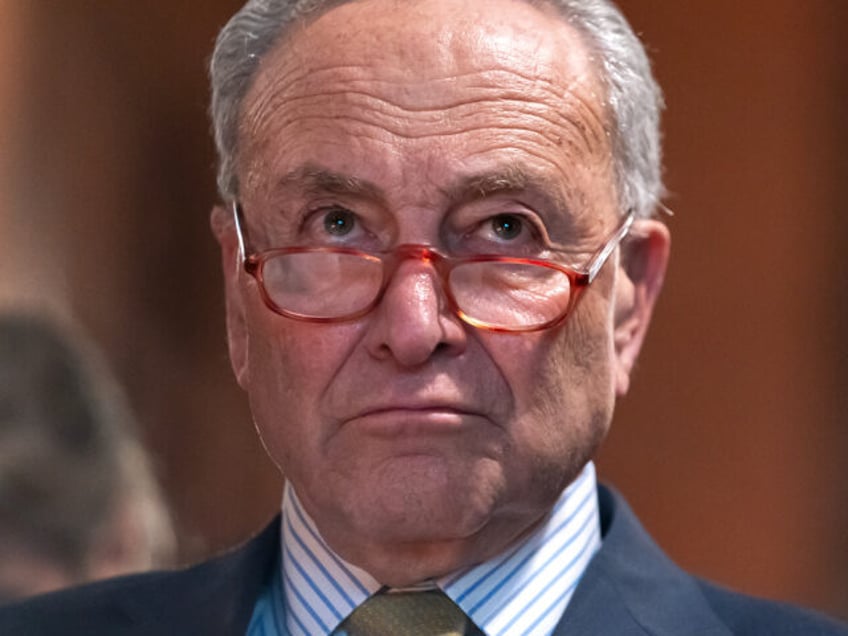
[491, 214, 523, 240]
[323, 208, 356, 236]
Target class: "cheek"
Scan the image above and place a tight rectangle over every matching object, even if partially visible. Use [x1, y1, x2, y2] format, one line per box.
[498, 293, 614, 413]
[243, 310, 362, 470]
[541, 305, 616, 437]
[488, 289, 617, 496]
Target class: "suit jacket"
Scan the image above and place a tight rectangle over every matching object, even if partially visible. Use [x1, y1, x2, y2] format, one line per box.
[1, 485, 845, 635]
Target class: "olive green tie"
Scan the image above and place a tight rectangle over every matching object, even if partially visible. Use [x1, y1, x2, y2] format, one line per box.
[332, 587, 485, 636]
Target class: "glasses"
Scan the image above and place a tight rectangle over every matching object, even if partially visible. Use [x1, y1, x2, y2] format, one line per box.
[232, 202, 634, 333]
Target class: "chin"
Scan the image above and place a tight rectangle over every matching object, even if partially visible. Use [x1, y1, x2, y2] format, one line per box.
[341, 483, 496, 547]
[372, 498, 488, 541]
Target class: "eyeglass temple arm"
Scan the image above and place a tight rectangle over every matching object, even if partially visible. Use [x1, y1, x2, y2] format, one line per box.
[586, 211, 635, 283]
[231, 201, 248, 263]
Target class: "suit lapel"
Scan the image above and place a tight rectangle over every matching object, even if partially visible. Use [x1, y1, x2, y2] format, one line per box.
[553, 486, 732, 635]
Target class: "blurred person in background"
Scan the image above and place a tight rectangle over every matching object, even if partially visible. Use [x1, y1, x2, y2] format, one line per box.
[0, 310, 175, 603]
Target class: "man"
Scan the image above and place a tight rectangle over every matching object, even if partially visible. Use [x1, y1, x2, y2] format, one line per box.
[1, 0, 845, 634]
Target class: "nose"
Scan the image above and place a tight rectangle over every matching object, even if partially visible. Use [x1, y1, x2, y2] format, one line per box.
[363, 256, 467, 367]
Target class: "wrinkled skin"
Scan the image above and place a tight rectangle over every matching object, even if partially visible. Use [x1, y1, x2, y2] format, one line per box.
[212, 0, 669, 585]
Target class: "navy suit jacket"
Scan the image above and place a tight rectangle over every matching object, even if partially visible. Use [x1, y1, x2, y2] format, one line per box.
[1, 485, 845, 635]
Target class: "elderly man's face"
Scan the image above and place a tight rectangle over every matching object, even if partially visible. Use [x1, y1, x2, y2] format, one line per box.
[214, 0, 667, 584]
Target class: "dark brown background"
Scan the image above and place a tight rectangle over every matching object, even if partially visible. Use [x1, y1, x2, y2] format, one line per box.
[1, 0, 845, 620]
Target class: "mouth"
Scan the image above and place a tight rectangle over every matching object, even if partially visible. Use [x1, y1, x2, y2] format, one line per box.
[346, 405, 483, 437]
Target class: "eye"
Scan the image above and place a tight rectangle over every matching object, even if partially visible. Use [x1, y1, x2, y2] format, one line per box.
[453, 209, 548, 256]
[491, 214, 524, 241]
[323, 207, 356, 236]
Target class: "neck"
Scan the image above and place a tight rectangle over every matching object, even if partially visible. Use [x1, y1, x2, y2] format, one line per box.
[325, 511, 549, 587]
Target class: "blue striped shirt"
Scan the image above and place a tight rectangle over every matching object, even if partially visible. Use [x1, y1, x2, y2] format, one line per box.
[248, 461, 601, 636]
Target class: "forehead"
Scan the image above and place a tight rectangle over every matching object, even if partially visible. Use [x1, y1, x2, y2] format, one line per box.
[238, 0, 613, 212]
[282, 0, 596, 78]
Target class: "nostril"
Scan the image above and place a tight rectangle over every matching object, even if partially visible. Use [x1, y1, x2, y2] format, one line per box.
[432, 341, 453, 356]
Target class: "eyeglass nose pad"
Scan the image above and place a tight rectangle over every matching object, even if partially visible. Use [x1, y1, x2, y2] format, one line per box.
[392, 243, 438, 263]
[383, 244, 445, 282]
[380, 244, 454, 313]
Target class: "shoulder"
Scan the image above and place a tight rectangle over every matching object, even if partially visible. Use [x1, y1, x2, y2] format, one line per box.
[0, 567, 199, 635]
[0, 515, 280, 636]
[695, 579, 848, 635]
[563, 485, 848, 635]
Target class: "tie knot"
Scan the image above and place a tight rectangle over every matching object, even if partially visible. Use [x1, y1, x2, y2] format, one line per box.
[332, 587, 484, 636]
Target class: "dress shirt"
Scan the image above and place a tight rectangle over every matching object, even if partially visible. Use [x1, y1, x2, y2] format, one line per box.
[248, 462, 601, 636]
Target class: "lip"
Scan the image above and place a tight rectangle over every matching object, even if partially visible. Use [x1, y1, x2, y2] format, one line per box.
[345, 405, 484, 437]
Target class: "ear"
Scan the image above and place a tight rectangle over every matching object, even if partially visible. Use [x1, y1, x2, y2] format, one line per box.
[210, 204, 250, 389]
[612, 219, 670, 396]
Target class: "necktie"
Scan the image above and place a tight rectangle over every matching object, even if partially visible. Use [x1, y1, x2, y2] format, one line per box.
[331, 587, 485, 636]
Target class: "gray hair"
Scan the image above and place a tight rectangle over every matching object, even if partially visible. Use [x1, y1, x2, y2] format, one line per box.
[209, 0, 664, 218]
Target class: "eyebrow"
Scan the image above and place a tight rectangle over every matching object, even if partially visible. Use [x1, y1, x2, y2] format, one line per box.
[447, 166, 523, 196]
[277, 164, 382, 200]
[443, 165, 572, 216]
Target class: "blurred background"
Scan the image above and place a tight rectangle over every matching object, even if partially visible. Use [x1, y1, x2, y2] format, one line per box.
[0, 0, 845, 620]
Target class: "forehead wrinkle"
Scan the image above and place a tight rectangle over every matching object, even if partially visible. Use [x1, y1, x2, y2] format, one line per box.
[266, 64, 606, 126]
[248, 91, 604, 162]
[267, 63, 586, 107]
